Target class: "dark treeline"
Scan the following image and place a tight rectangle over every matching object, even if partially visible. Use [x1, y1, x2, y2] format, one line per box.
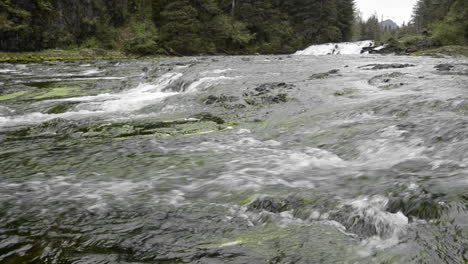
[0, 0, 355, 55]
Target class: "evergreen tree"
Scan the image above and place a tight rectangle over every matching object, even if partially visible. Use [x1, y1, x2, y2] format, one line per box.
[159, 0, 203, 55]
[0, 0, 358, 54]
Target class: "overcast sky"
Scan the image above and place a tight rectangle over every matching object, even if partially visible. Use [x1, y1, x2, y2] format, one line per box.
[354, 0, 418, 25]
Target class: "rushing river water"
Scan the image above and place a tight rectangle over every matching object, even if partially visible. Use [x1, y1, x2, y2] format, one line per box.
[0, 53, 467, 263]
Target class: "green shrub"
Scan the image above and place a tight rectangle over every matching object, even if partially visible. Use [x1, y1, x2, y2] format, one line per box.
[432, 21, 465, 46]
[119, 21, 163, 55]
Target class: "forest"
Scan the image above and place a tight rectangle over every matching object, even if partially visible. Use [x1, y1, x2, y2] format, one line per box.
[0, 0, 355, 55]
[0, 0, 466, 56]
[355, 0, 466, 51]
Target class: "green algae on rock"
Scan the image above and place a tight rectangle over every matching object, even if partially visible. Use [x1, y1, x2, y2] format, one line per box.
[46, 102, 79, 114]
[33, 87, 84, 100]
[0, 91, 28, 101]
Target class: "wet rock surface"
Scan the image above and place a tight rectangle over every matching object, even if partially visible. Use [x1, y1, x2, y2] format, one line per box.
[434, 63, 468, 76]
[359, 63, 415, 70]
[310, 69, 340, 79]
[0, 54, 467, 263]
[242, 82, 295, 107]
[435, 63, 454, 71]
[247, 196, 305, 213]
[368, 72, 407, 89]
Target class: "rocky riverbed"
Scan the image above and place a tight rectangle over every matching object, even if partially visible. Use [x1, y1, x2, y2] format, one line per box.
[0, 54, 467, 263]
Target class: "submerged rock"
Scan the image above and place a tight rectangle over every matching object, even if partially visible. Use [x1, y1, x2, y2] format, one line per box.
[330, 196, 408, 239]
[191, 112, 225, 124]
[334, 89, 354, 96]
[310, 69, 340, 79]
[241, 82, 295, 107]
[4, 115, 228, 141]
[434, 64, 454, 71]
[368, 72, 407, 89]
[203, 94, 239, 105]
[46, 102, 79, 114]
[7, 118, 81, 139]
[247, 196, 305, 213]
[359, 64, 415, 70]
[387, 189, 447, 220]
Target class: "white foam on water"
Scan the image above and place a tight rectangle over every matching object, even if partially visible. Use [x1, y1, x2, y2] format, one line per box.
[81, 69, 104, 75]
[0, 69, 16, 73]
[0, 73, 239, 127]
[357, 138, 426, 166]
[0, 72, 184, 127]
[342, 196, 409, 256]
[179, 137, 348, 193]
[355, 126, 426, 167]
[237, 128, 251, 134]
[201, 69, 233, 75]
[294, 40, 375, 56]
[0, 106, 15, 116]
[185, 76, 238, 92]
[0, 174, 196, 213]
[0, 111, 91, 127]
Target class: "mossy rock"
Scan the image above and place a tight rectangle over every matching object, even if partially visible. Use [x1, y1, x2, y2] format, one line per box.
[387, 193, 447, 220]
[310, 69, 340, 79]
[191, 113, 225, 124]
[47, 102, 79, 114]
[334, 89, 353, 96]
[0, 91, 29, 101]
[33, 87, 84, 100]
[78, 116, 226, 139]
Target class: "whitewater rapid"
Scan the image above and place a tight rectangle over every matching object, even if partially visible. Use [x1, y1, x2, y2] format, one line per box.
[294, 40, 376, 55]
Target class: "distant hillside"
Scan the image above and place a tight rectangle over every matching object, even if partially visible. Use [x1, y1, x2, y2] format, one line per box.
[381, 19, 399, 29]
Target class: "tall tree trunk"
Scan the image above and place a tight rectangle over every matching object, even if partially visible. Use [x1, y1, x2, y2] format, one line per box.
[231, 0, 236, 16]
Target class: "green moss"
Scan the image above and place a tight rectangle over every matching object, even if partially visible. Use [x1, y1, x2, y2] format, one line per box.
[47, 102, 78, 114]
[240, 197, 252, 206]
[33, 87, 83, 100]
[302, 198, 317, 205]
[77, 117, 225, 139]
[215, 226, 290, 248]
[334, 89, 353, 96]
[0, 91, 28, 101]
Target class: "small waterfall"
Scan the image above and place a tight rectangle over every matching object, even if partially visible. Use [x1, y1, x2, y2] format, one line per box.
[294, 40, 375, 55]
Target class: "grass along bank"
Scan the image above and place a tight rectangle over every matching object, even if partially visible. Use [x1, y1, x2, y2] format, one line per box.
[0, 48, 166, 63]
[408, 45, 468, 57]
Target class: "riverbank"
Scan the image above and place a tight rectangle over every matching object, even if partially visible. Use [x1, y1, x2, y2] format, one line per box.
[1, 45, 467, 64]
[0, 48, 166, 63]
[408, 45, 468, 57]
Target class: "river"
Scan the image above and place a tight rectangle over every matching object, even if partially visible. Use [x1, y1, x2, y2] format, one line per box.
[0, 51, 467, 263]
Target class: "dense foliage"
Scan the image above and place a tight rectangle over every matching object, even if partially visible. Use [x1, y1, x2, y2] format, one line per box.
[413, 0, 467, 45]
[0, 0, 355, 55]
[352, 0, 467, 48]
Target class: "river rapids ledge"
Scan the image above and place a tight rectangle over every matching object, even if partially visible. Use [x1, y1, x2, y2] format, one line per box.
[0, 53, 467, 263]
